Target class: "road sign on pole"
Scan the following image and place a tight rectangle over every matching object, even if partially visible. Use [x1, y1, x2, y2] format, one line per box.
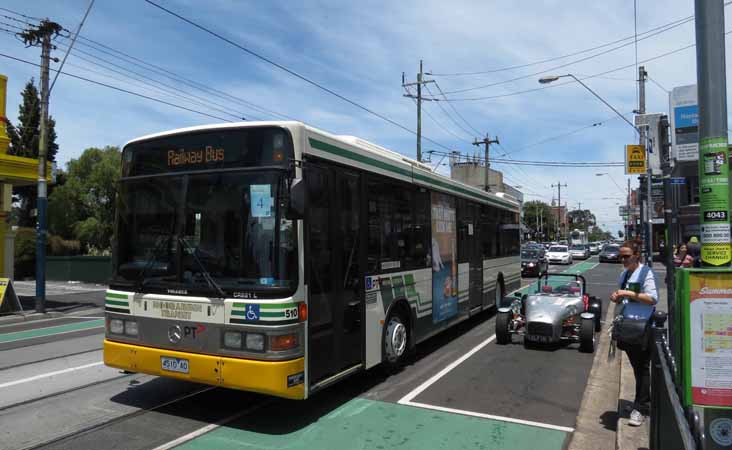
[625, 145, 647, 174]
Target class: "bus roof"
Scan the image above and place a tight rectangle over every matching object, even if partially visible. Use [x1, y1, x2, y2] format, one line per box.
[123, 121, 520, 211]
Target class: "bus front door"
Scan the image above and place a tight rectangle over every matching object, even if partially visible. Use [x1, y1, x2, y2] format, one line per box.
[305, 163, 363, 387]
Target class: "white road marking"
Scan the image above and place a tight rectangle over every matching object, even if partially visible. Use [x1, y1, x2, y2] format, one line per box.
[152, 400, 271, 450]
[395, 259, 600, 432]
[398, 334, 496, 404]
[0, 361, 104, 389]
[401, 400, 575, 433]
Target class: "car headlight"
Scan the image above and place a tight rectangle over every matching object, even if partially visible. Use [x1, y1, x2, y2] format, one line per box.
[109, 319, 124, 334]
[245, 333, 265, 351]
[528, 262, 535, 267]
[124, 320, 138, 336]
[224, 331, 243, 349]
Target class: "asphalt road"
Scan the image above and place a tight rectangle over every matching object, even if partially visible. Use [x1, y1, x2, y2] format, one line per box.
[0, 257, 628, 450]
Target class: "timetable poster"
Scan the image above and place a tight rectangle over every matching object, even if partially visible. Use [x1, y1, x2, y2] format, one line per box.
[430, 192, 457, 323]
[689, 272, 732, 406]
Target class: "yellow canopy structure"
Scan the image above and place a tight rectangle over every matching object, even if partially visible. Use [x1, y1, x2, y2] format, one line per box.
[0, 74, 51, 279]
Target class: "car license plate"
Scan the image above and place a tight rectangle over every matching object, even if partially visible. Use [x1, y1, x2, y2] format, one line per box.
[526, 335, 551, 343]
[161, 356, 189, 374]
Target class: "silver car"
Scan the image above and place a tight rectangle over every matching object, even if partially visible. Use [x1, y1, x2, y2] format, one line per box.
[495, 273, 601, 352]
[569, 244, 590, 260]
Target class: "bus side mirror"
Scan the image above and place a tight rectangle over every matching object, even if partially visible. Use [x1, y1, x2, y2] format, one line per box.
[287, 178, 305, 219]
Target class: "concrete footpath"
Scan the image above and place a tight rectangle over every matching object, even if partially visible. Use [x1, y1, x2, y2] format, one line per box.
[0, 280, 105, 325]
[616, 264, 668, 450]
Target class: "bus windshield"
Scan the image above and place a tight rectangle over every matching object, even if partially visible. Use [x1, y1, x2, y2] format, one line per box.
[112, 170, 297, 296]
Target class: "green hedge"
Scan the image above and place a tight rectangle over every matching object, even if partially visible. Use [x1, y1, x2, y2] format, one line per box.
[13, 227, 83, 279]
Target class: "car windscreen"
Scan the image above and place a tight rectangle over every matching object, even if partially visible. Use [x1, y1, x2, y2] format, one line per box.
[603, 245, 620, 253]
[570, 245, 585, 250]
[548, 246, 567, 252]
[521, 250, 539, 259]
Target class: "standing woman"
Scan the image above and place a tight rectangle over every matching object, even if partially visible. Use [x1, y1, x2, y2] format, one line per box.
[610, 240, 658, 427]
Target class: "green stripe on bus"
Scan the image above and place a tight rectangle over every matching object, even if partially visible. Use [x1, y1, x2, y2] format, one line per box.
[260, 303, 297, 310]
[105, 299, 129, 306]
[106, 292, 128, 300]
[308, 138, 517, 210]
[232, 303, 297, 310]
[0, 319, 105, 343]
[230, 310, 285, 319]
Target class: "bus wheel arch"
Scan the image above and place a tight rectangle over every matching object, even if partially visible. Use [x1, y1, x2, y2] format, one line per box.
[382, 299, 412, 370]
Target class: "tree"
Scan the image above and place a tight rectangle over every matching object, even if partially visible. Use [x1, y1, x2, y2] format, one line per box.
[48, 146, 120, 252]
[567, 209, 596, 232]
[522, 200, 556, 241]
[9, 79, 59, 227]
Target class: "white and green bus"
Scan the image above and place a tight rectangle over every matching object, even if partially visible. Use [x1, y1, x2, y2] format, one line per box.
[104, 121, 520, 399]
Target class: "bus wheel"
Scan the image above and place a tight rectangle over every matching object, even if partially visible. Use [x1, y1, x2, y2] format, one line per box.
[495, 279, 505, 308]
[383, 313, 408, 370]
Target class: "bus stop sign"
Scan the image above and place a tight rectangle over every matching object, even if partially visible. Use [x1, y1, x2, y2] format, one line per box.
[625, 145, 646, 174]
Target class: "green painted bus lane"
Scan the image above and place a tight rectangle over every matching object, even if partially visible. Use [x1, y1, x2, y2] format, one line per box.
[0, 319, 105, 343]
[514, 260, 598, 295]
[176, 397, 567, 450]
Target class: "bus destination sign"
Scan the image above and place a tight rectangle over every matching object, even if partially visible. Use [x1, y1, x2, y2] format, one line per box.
[167, 146, 225, 167]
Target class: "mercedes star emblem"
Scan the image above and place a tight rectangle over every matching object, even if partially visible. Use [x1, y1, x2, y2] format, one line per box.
[168, 325, 182, 344]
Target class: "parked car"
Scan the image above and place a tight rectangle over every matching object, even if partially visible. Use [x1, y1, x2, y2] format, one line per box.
[521, 247, 548, 277]
[495, 272, 601, 352]
[546, 245, 572, 265]
[599, 244, 621, 263]
[569, 244, 590, 260]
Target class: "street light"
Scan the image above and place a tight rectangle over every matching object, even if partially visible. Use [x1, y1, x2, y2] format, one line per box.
[538, 74, 638, 134]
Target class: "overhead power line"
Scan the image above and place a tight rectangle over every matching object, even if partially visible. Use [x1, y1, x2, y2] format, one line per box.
[0, 52, 235, 122]
[440, 17, 694, 95]
[143, 0, 454, 153]
[440, 31, 732, 102]
[428, 8, 706, 77]
[498, 112, 633, 157]
[429, 149, 623, 167]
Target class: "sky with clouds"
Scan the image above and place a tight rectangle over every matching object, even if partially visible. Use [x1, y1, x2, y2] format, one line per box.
[0, 0, 726, 234]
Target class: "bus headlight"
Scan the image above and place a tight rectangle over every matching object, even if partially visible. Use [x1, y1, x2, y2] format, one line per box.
[224, 331, 242, 349]
[245, 333, 265, 351]
[124, 320, 139, 336]
[109, 319, 124, 334]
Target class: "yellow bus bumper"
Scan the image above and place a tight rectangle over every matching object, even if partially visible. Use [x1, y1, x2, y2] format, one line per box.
[104, 339, 305, 400]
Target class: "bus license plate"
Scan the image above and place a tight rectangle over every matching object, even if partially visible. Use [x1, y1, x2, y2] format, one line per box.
[526, 335, 551, 343]
[161, 356, 189, 374]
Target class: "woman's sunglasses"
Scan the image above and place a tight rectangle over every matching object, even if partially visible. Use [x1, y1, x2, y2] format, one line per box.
[620, 254, 634, 260]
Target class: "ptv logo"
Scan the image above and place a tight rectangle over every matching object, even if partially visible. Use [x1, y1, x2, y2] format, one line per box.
[183, 324, 206, 339]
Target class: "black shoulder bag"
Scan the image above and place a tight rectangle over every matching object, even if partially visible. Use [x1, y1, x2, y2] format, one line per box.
[612, 266, 655, 351]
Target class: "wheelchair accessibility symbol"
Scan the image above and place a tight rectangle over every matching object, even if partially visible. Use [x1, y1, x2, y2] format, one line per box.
[245, 304, 260, 321]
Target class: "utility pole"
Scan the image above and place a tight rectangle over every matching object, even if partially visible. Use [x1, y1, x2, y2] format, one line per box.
[627, 178, 632, 239]
[473, 135, 499, 191]
[19, 19, 62, 313]
[402, 60, 434, 162]
[637, 65, 653, 264]
[551, 182, 568, 240]
[695, 0, 731, 267]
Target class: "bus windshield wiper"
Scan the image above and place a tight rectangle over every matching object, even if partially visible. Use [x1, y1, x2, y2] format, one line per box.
[177, 237, 226, 298]
[135, 234, 173, 293]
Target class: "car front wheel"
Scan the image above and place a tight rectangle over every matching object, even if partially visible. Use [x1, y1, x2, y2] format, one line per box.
[579, 317, 595, 353]
[496, 310, 511, 345]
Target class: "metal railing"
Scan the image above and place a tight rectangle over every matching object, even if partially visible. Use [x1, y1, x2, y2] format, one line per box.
[649, 312, 698, 450]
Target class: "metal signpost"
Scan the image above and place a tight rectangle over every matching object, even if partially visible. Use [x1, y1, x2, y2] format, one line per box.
[671, 2, 732, 448]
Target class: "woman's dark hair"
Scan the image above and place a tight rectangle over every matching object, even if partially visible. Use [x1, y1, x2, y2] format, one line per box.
[621, 240, 641, 255]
